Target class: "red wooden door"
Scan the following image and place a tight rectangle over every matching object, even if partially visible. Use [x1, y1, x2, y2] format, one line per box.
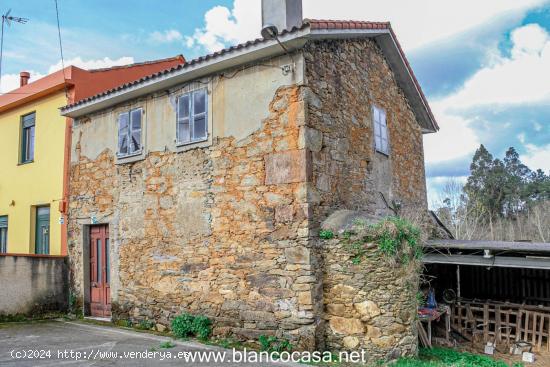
[90, 225, 111, 317]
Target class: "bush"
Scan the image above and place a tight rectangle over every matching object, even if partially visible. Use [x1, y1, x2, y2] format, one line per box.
[192, 315, 212, 340]
[171, 313, 212, 340]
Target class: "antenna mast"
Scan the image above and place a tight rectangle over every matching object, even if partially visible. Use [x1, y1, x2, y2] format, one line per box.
[0, 9, 28, 92]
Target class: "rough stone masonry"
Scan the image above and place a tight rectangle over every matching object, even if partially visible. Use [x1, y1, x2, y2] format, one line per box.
[68, 38, 427, 357]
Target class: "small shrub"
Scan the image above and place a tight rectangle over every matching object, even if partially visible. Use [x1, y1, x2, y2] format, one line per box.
[192, 315, 212, 340]
[159, 341, 175, 349]
[171, 313, 195, 338]
[171, 313, 212, 340]
[319, 229, 334, 239]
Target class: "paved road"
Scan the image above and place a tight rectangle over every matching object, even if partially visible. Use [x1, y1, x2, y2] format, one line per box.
[0, 320, 302, 366]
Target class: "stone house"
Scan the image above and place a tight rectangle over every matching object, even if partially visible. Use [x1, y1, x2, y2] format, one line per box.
[61, 0, 437, 354]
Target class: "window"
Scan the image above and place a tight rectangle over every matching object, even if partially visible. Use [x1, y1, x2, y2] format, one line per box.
[372, 105, 389, 155]
[117, 108, 142, 157]
[0, 216, 7, 253]
[21, 112, 35, 163]
[35, 206, 50, 255]
[176, 88, 208, 145]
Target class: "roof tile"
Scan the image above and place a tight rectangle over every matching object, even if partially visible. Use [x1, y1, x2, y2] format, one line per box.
[62, 19, 436, 130]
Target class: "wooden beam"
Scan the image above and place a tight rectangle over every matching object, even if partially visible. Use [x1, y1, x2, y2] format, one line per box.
[423, 254, 550, 270]
[426, 239, 550, 253]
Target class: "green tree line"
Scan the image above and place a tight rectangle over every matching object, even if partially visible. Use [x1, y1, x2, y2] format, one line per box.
[436, 145, 550, 241]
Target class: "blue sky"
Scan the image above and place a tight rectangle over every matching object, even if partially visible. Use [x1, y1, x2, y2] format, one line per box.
[1, 0, 549, 205]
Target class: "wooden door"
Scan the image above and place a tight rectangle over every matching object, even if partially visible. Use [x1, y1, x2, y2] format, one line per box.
[90, 225, 111, 317]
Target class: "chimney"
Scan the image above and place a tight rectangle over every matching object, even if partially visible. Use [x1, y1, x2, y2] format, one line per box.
[261, 0, 302, 35]
[20, 71, 30, 87]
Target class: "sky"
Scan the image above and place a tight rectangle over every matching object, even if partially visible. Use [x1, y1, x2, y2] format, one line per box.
[0, 0, 549, 205]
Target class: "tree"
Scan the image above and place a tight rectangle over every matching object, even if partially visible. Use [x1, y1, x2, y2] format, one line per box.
[436, 145, 550, 241]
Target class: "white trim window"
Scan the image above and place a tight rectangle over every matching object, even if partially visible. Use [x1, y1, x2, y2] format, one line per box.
[372, 105, 389, 155]
[176, 88, 208, 145]
[118, 108, 142, 157]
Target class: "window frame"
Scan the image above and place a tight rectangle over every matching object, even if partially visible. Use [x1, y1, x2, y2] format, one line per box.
[372, 105, 390, 155]
[176, 88, 208, 146]
[117, 108, 143, 159]
[20, 112, 36, 164]
[0, 215, 7, 253]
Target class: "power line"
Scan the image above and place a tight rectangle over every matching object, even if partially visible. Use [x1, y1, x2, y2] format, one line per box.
[54, 0, 68, 99]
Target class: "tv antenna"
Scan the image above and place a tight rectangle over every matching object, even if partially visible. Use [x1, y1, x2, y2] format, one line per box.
[0, 9, 28, 92]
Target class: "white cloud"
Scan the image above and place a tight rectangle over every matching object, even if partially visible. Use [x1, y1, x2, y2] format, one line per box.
[149, 29, 183, 43]
[185, 0, 548, 52]
[522, 143, 550, 172]
[186, 1, 261, 52]
[1, 71, 44, 93]
[440, 24, 550, 108]
[48, 56, 135, 73]
[424, 23, 550, 164]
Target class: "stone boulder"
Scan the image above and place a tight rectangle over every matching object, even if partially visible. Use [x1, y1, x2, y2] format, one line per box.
[321, 210, 381, 234]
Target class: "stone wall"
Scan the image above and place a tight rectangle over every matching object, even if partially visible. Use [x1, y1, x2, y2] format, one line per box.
[68, 38, 428, 355]
[0, 255, 68, 316]
[68, 84, 323, 349]
[322, 236, 418, 362]
[304, 39, 428, 226]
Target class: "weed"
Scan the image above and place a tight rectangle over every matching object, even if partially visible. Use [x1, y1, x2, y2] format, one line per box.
[136, 319, 155, 330]
[159, 341, 175, 349]
[366, 216, 422, 264]
[258, 335, 293, 353]
[116, 319, 133, 328]
[208, 337, 242, 349]
[319, 229, 334, 240]
[394, 347, 511, 367]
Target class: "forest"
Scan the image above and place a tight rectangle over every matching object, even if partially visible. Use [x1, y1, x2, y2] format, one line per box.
[434, 145, 550, 242]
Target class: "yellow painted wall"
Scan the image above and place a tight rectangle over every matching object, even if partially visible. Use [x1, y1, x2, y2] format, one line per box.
[0, 92, 66, 255]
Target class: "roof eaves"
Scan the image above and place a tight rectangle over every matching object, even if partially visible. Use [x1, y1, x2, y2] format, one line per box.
[61, 25, 311, 117]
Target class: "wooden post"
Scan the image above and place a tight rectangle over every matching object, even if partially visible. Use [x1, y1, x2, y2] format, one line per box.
[483, 303, 489, 342]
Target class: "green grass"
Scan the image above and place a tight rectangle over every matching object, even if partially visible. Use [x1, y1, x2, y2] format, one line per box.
[159, 341, 175, 349]
[394, 347, 515, 367]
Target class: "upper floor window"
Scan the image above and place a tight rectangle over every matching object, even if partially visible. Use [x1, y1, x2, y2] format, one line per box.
[0, 215, 7, 253]
[176, 89, 207, 145]
[117, 108, 142, 157]
[21, 112, 35, 163]
[372, 105, 389, 155]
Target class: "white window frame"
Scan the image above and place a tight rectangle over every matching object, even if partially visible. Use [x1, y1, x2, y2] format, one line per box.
[372, 105, 389, 155]
[176, 88, 208, 146]
[117, 108, 143, 158]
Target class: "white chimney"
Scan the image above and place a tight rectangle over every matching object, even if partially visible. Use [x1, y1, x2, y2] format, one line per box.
[261, 0, 303, 36]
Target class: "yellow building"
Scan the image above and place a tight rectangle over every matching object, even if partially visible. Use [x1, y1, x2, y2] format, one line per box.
[0, 89, 66, 254]
[0, 57, 185, 255]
